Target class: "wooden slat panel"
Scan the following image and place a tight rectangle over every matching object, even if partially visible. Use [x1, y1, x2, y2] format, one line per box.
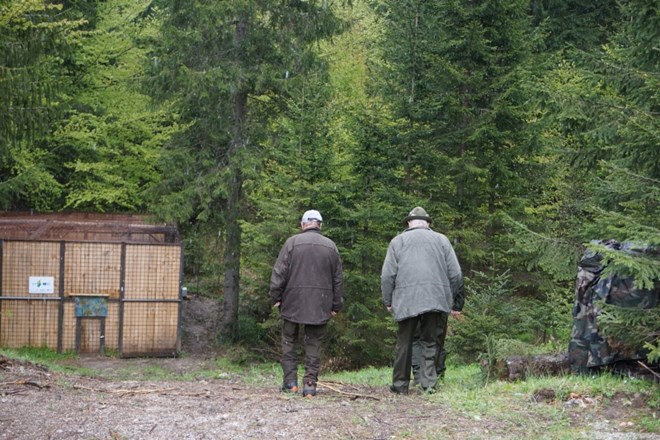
[105, 302, 119, 351]
[79, 319, 102, 353]
[1, 242, 60, 297]
[61, 302, 76, 352]
[65, 243, 121, 298]
[0, 300, 58, 349]
[121, 302, 178, 355]
[124, 246, 180, 300]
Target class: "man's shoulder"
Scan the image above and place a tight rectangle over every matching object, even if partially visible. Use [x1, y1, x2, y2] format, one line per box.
[396, 227, 439, 238]
[396, 228, 450, 244]
[430, 229, 449, 240]
[292, 230, 337, 246]
[314, 232, 339, 247]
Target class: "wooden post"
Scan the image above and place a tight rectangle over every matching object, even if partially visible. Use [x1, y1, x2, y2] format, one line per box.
[57, 242, 65, 353]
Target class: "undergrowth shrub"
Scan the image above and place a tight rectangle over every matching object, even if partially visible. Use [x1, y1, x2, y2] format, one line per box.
[448, 270, 573, 363]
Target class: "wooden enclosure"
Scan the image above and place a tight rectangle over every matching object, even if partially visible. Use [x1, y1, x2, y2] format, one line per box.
[0, 212, 182, 357]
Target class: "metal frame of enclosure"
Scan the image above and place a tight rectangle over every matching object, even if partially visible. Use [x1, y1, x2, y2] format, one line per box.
[0, 212, 183, 357]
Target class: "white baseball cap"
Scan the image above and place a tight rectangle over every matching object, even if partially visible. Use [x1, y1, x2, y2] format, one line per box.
[301, 209, 323, 223]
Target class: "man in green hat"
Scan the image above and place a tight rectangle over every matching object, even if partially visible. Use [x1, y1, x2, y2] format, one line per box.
[381, 207, 464, 394]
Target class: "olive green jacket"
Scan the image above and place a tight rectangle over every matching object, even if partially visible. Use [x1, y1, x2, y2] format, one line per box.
[381, 226, 463, 322]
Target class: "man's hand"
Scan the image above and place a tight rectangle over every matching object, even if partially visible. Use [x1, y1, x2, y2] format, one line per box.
[331, 311, 337, 317]
[273, 301, 281, 308]
[450, 310, 463, 320]
[386, 306, 392, 313]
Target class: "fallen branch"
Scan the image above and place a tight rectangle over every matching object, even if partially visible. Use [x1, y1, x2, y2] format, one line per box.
[0, 389, 28, 395]
[72, 384, 211, 397]
[486, 353, 570, 381]
[317, 381, 380, 401]
[0, 379, 49, 389]
[318, 380, 361, 392]
[637, 361, 660, 380]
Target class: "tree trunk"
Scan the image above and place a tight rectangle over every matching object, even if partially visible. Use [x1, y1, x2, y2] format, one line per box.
[219, 17, 248, 340]
[220, 165, 243, 340]
[483, 352, 570, 381]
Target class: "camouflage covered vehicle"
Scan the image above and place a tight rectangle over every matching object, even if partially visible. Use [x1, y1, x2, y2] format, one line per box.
[569, 240, 660, 373]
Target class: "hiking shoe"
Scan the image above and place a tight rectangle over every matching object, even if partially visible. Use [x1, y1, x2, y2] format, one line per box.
[281, 382, 299, 393]
[302, 381, 317, 397]
[389, 385, 408, 395]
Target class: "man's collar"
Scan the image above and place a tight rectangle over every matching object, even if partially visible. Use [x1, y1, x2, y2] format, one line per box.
[404, 226, 430, 232]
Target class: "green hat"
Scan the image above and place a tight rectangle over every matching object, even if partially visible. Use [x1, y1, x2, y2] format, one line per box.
[404, 206, 432, 224]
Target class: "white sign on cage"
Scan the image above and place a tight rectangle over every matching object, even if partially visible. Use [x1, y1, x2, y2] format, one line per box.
[28, 276, 55, 294]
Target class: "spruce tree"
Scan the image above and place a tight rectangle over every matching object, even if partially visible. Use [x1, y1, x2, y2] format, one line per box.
[369, 0, 535, 274]
[0, 1, 86, 209]
[147, 0, 344, 340]
[50, 0, 176, 212]
[530, 0, 619, 51]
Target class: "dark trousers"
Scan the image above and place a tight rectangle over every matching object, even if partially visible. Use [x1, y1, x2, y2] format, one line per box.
[412, 311, 449, 382]
[392, 312, 442, 391]
[281, 319, 327, 386]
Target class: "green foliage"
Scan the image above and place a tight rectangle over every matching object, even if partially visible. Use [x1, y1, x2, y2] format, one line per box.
[492, 338, 564, 359]
[332, 290, 397, 368]
[597, 302, 660, 355]
[0, 1, 176, 212]
[449, 271, 573, 363]
[590, 243, 660, 292]
[530, 0, 619, 51]
[505, 215, 582, 283]
[509, 0, 660, 370]
[0, 1, 83, 145]
[0, 145, 63, 210]
[0, 0, 85, 210]
[366, 0, 542, 279]
[51, 0, 180, 212]
[531, 0, 659, 243]
[644, 341, 660, 364]
[145, 0, 348, 339]
[147, 0, 347, 223]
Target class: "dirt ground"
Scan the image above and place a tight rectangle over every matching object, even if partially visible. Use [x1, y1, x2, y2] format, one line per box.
[0, 296, 658, 440]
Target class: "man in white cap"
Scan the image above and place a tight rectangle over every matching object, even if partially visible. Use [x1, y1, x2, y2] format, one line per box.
[381, 206, 463, 394]
[270, 209, 344, 397]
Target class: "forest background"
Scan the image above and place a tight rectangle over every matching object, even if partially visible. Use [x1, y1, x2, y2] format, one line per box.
[1, 0, 658, 370]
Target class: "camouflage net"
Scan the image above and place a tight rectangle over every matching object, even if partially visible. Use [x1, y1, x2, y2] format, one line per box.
[568, 240, 660, 373]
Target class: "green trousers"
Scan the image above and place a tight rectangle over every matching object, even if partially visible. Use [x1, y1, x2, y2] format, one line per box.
[392, 312, 442, 391]
[281, 319, 327, 386]
[412, 311, 449, 382]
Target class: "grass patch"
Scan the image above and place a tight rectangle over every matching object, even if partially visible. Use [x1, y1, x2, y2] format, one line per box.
[430, 366, 659, 438]
[0, 347, 76, 364]
[0, 347, 97, 376]
[325, 362, 657, 439]
[638, 414, 660, 433]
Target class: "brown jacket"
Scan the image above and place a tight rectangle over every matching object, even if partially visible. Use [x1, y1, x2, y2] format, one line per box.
[269, 228, 343, 324]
